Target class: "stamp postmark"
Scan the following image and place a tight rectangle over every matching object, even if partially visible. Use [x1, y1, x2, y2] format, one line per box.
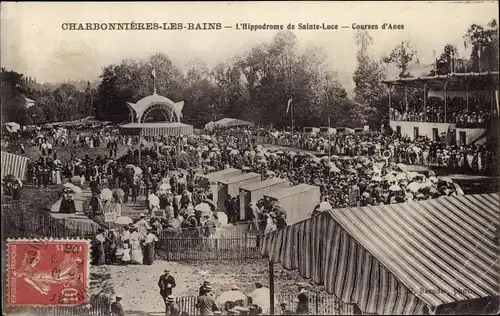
[7, 238, 90, 307]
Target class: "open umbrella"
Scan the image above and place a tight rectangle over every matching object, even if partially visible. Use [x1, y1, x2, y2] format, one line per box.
[216, 290, 247, 307]
[389, 184, 402, 191]
[395, 173, 407, 180]
[70, 185, 82, 194]
[149, 194, 160, 207]
[113, 189, 125, 201]
[372, 176, 383, 182]
[318, 201, 333, 212]
[216, 212, 228, 225]
[63, 183, 74, 189]
[407, 182, 421, 193]
[195, 203, 212, 215]
[115, 216, 133, 225]
[101, 188, 113, 201]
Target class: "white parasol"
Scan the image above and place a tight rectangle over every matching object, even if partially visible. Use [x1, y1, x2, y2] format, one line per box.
[101, 188, 113, 201]
[216, 290, 247, 306]
[318, 201, 333, 212]
[372, 176, 383, 182]
[389, 184, 402, 191]
[115, 216, 133, 225]
[148, 194, 160, 207]
[194, 203, 212, 213]
[407, 182, 421, 193]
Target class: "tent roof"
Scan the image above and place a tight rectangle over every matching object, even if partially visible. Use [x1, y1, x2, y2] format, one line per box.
[213, 118, 253, 126]
[219, 172, 260, 184]
[265, 183, 318, 199]
[261, 193, 499, 314]
[240, 178, 288, 191]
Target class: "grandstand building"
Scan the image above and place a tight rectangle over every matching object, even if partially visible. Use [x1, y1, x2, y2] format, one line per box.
[382, 72, 498, 145]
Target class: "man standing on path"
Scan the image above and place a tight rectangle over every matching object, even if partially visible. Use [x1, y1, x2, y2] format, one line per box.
[196, 284, 219, 315]
[110, 295, 125, 316]
[158, 269, 176, 307]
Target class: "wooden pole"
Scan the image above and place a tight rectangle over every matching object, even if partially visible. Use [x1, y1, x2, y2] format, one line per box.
[423, 83, 427, 121]
[388, 84, 392, 120]
[269, 260, 275, 315]
[444, 81, 448, 123]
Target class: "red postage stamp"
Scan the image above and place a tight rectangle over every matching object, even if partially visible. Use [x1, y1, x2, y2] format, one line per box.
[7, 239, 90, 306]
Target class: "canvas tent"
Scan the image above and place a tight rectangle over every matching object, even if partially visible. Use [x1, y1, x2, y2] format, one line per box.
[5, 122, 20, 133]
[261, 193, 499, 315]
[211, 118, 254, 129]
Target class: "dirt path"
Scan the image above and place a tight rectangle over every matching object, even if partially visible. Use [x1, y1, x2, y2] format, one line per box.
[101, 261, 240, 313]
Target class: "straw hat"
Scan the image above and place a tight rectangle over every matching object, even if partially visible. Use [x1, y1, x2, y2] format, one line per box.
[166, 295, 175, 302]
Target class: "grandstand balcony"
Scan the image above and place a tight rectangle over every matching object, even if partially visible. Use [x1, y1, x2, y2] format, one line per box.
[383, 72, 498, 144]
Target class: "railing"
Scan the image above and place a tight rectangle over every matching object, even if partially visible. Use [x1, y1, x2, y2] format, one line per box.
[171, 293, 356, 315]
[3, 297, 111, 316]
[2, 209, 98, 240]
[156, 236, 261, 262]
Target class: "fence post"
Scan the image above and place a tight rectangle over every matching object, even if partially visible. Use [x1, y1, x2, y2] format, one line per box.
[316, 293, 320, 315]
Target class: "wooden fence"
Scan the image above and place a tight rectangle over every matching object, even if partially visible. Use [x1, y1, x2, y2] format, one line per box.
[156, 236, 261, 261]
[170, 293, 356, 315]
[2, 209, 98, 240]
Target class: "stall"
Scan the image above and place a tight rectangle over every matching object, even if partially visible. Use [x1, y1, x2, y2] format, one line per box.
[264, 184, 320, 226]
[198, 168, 242, 207]
[217, 172, 261, 214]
[239, 178, 291, 221]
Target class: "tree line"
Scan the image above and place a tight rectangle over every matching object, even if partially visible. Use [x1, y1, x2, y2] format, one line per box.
[2, 19, 497, 129]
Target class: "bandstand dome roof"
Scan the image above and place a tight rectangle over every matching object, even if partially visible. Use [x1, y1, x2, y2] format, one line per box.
[127, 93, 185, 119]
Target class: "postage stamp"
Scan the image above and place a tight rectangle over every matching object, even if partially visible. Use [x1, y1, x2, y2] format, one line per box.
[7, 238, 90, 307]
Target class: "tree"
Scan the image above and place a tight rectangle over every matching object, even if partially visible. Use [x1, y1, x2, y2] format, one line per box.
[352, 31, 388, 126]
[464, 19, 499, 72]
[382, 41, 420, 78]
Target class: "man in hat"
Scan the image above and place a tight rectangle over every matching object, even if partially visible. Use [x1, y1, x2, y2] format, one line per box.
[165, 295, 180, 316]
[196, 284, 219, 315]
[158, 269, 176, 307]
[199, 281, 212, 296]
[111, 294, 125, 316]
[295, 283, 310, 315]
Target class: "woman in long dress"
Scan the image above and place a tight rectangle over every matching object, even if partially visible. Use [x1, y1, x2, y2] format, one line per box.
[129, 228, 144, 264]
[143, 229, 158, 265]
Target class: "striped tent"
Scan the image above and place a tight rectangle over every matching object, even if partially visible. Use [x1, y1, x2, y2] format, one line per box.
[261, 193, 499, 315]
[1, 151, 29, 181]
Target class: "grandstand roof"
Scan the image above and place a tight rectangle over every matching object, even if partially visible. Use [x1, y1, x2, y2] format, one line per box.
[382, 71, 499, 89]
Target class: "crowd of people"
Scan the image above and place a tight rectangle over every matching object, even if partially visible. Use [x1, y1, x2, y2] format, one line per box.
[249, 129, 494, 174]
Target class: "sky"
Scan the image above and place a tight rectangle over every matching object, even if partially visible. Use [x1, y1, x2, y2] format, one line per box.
[1, 1, 498, 93]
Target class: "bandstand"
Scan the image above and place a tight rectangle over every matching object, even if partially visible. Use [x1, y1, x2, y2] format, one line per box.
[120, 92, 193, 137]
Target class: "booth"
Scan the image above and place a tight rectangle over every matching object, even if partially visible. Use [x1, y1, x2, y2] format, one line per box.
[264, 183, 320, 226]
[198, 168, 242, 207]
[239, 178, 291, 220]
[217, 172, 261, 214]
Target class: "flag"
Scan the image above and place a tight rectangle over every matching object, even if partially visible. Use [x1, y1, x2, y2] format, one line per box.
[151, 68, 156, 79]
[286, 98, 293, 114]
[433, 50, 437, 72]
